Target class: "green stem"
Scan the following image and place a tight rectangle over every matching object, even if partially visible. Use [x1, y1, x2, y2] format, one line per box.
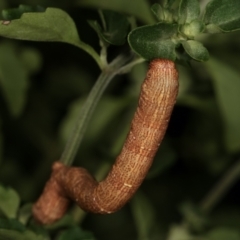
[200, 160, 240, 213]
[71, 41, 104, 69]
[60, 54, 131, 166]
[117, 57, 145, 74]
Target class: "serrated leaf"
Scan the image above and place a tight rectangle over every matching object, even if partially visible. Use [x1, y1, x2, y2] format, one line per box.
[128, 23, 178, 61]
[206, 58, 240, 152]
[204, 0, 240, 32]
[179, 0, 200, 24]
[0, 43, 29, 117]
[0, 185, 20, 219]
[182, 40, 209, 61]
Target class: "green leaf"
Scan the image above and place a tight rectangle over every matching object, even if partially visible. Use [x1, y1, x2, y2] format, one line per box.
[0, 8, 79, 43]
[0, 229, 24, 240]
[0, 218, 25, 232]
[0, 8, 102, 69]
[57, 227, 95, 240]
[164, 0, 178, 8]
[23, 230, 50, 240]
[99, 10, 129, 45]
[179, 0, 200, 24]
[2, 4, 45, 20]
[151, 3, 173, 23]
[0, 220, 50, 240]
[17, 204, 32, 225]
[207, 228, 240, 240]
[206, 58, 240, 152]
[77, 0, 155, 24]
[182, 40, 209, 61]
[128, 23, 178, 60]
[89, 10, 129, 45]
[0, 42, 29, 117]
[45, 214, 76, 231]
[151, 3, 164, 21]
[180, 19, 205, 38]
[204, 0, 240, 32]
[88, 20, 103, 39]
[0, 185, 20, 219]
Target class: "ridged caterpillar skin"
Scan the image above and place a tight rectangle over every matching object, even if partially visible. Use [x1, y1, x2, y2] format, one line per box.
[33, 59, 179, 224]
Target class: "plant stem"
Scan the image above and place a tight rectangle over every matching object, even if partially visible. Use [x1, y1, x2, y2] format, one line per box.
[71, 41, 104, 69]
[60, 54, 131, 166]
[117, 57, 145, 74]
[200, 160, 240, 213]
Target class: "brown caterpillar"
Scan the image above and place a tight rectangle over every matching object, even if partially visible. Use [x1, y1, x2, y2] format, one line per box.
[32, 59, 179, 224]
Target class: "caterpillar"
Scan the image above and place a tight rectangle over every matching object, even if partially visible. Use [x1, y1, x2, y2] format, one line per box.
[32, 59, 179, 224]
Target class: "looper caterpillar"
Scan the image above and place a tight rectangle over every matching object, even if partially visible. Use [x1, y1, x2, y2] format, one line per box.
[33, 59, 179, 224]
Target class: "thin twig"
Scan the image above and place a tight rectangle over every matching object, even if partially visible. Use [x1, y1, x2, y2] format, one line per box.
[200, 160, 240, 213]
[117, 57, 145, 75]
[60, 54, 132, 166]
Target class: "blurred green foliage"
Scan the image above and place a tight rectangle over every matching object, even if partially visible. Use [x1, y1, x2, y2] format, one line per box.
[0, 0, 240, 239]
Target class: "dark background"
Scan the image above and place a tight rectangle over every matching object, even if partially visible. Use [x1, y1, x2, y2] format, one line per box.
[0, 0, 240, 239]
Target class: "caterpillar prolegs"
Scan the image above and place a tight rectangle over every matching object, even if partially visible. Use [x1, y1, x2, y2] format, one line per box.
[33, 59, 179, 224]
